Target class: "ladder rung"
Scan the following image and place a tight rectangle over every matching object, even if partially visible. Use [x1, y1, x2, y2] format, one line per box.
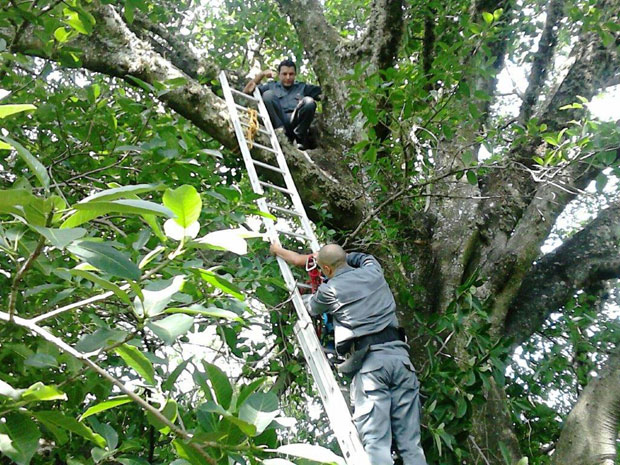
[277, 229, 312, 241]
[240, 121, 270, 135]
[252, 159, 285, 174]
[230, 88, 259, 101]
[259, 181, 293, 195]
[235, 103, 251, 112]
[251, 141, 278, 154]
[267, 203, 302, 217]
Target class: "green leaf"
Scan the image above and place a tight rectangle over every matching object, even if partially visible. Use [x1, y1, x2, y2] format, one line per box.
[237, 378, 267, 409]
[198, 270, 244, 301]
[172, 439, 205, 465]
[238, 392, 279, 435]
[69, 270, 131, 305]
[146, 399, 178, 433]
[67, 240, 141, 280]
[466, 170, 478, 186]
[79, 396, 132, 421]
[273, 444, 344, 464]
[0, 104, 37, 119]
[31, 226, 86, 249]
[0, 136, 50, 189]
[162, 358, 193, 392]
[115, 344, 155, 386]
[20, 382, 67, 402]
[147, 314, 194, 345]
[71, 199, 173, 218]
[165, 305, 243, 322]
[203, 362, 233, 410]
[482, 11, 494, 24]
[163, 185, 202, 227]
[75, 327, 129, 353]
[133, 276, 185, 318]
[33, 411, 106, 448]
[2, 412, 40, 465]
[0, 189, 34, 216]
[54, 27, 71, 42]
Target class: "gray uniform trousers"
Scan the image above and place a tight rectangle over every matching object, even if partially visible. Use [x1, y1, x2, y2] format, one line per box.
[351, 344, 428, 465]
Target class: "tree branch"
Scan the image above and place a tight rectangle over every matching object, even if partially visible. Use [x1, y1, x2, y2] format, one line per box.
[518, 0, 565, 123]
[552, 344, 620, 465]
[505, 201, 620, 345]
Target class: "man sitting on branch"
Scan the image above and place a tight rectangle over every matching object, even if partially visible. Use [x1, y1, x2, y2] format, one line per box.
[244, 59, 321, 150]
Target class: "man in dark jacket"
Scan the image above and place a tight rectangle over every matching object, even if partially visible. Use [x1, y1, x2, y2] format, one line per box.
[271, 243, 428, 465]
[244, 59, 321, 150]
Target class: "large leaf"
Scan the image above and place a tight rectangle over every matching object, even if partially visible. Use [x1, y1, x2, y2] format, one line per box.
[133, 276, 185, 317]
[73, 199, 173, 217]
[31, 226, 86, 249]
[69, 269, 131, 304]
[274, 444, 345, 465]
[147, 314, 194, 345]
[79, 396, 132, 421]
[33, 411, 106, 448]
[20, 382, 67, 403]
[67, 241, 141, 280]
[0, 104, 37, 119]
[172, 439, 205, 465]
[193, 228, 262, 255]
[0, 189, 35, 217]
[63, 200, 173, 228]
[75, 327, 129, 353]
[238, 392, 279, 436]
[1, 412, 40, 465]
[115, 344, 155, 386]
[163, 185, 201, 227]
[80, 183, 165, 203]
[0, 136, 49, 189]
[165, 304, 243, 322]
[203, 362, 233, 410]
[197, 270, 244, 301]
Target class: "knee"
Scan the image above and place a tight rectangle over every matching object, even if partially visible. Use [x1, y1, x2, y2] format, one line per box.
[300, 96, 316, 110]
[262, 90, 276, 104]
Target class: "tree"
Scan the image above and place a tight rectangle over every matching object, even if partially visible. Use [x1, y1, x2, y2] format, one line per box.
[1, 0, 619, 464]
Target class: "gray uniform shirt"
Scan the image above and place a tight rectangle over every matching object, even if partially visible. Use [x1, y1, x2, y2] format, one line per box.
[258, 81, 322, 114]
[309, 252, 412, 372]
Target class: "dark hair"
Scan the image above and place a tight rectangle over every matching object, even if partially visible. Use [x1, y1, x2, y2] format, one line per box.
[278, 59, 296, 72]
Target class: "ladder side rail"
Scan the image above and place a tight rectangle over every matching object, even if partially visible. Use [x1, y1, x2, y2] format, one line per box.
[294, 322, 372, 465]
[219, 72, 265, 195]
[252, 88, 321, 252]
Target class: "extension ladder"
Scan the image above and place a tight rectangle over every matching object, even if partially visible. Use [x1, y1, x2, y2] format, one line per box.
[219, 71, 370, 465]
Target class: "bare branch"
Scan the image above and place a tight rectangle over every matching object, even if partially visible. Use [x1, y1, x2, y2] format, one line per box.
[505, 201, 620, 345]
[519, 0, 566, 123]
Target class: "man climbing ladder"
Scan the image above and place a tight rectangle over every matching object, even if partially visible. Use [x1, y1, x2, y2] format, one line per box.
[271, 243, 429, 465]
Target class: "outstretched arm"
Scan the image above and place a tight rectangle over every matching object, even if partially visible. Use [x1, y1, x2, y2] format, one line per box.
[243, 69, 274, 94]
[270, 242, 310, 268]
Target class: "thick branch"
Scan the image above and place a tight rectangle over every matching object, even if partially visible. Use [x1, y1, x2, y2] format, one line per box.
[346, 0, 405, 70]
[129, 11, 219, 82]
[518, 0, 565, 123]
[505, 201, 620, 344]
[552, 344, 620, 465]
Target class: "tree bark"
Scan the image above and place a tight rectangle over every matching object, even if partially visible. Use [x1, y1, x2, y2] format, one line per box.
[552, 344, 620, 465]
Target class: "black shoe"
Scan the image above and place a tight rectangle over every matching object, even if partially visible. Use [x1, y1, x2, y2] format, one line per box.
[296, 142, 308, 151]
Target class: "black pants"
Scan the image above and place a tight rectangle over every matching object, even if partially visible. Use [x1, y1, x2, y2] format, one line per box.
[262, 91, 316, 144]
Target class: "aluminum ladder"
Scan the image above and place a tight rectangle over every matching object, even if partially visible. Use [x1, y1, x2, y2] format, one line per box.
[219, 71, 370, 465]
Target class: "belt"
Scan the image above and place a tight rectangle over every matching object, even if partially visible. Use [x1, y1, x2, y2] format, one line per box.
[353, 326, 405, 351]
